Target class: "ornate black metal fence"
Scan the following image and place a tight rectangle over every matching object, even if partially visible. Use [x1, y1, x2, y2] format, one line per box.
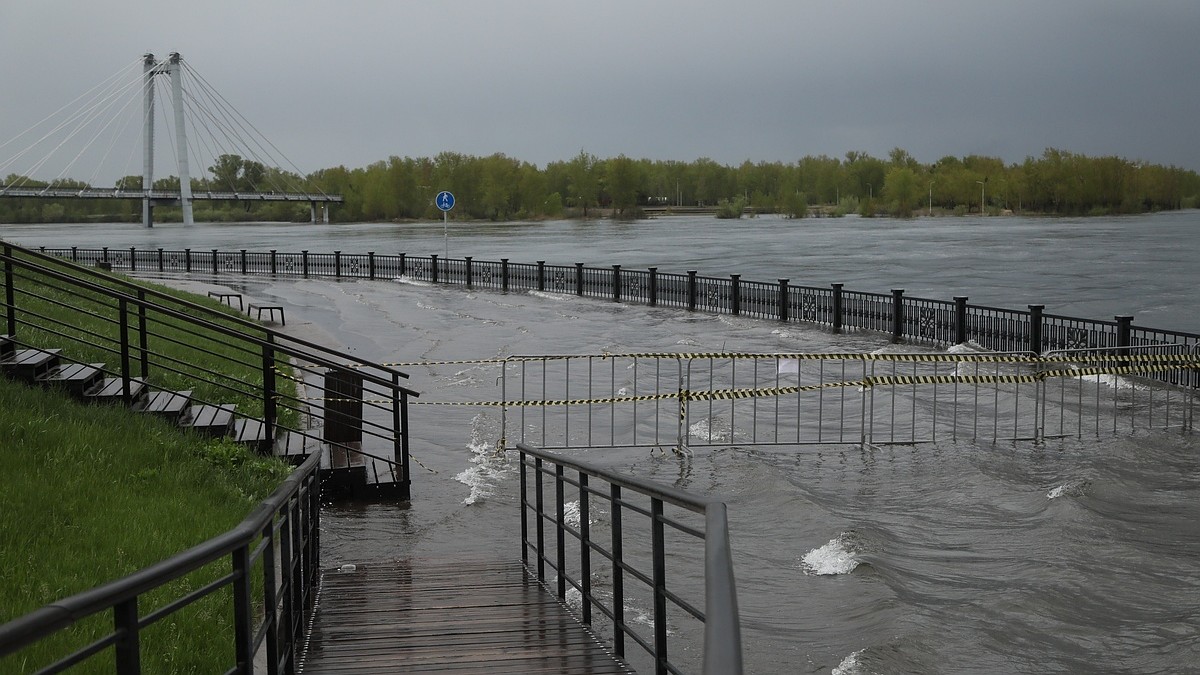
[38, 246, 1200, 384]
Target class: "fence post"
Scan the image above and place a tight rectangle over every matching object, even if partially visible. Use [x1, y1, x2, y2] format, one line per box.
[334, 250, 341, 279]
[240, 249, 247, 275]
[3, 244, 15, 336]
[501, 258, 509, 291]
[687, 271, 698, 310]
[399, 252, 406, 276]
[211, 249, 218, 275]
[71, 246, 78, 262]
[831, 283, 843, 333]
[262, 333, 277, 441]
[612, 265, 621, 302]
[537, 261, 545, 291]
[157, 248, 164, 272]
[431, 254, 439, 283]
[270, 250, 277, 275]
[118, 298, 132, 404]
[302, 250, 309, 278]
[778, 279, 789, 322]
[954, 296, 969, 345]
[137, 290, 149, 378]
[368, 251, 376, 279]
[113, 597, 142, 674]
[610, 484, 626, 659]
[1028, 305, 1045, 354]
[575, 262, 584, 296]
[652, 497, 669, 674]
[579, 472, 592, 625]
[102, 246, 109, 263]
[649, 267, 658, 306]
[129, 247, 136, 272]
[730, 274, 741, 315]
[1115, 315, 1134, 351]
[465, 256, 473, 288]
[891, 289, 905, 343]
[185, 248, 191, 272]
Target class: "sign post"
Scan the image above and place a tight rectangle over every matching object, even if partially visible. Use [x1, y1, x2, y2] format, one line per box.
[435, 190, 455, 260]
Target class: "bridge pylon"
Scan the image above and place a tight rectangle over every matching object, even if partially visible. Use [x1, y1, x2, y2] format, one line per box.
[142, 52, 194, 228]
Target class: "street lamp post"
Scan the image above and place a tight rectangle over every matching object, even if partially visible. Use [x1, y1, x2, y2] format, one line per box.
[976, 180, 986, 216]
[928, 181, 935, 217]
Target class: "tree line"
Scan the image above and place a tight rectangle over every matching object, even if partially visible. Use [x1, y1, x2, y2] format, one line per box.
[2, 147, 1198, 223]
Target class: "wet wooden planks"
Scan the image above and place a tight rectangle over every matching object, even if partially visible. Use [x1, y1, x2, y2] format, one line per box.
[302, 558, 632, 674]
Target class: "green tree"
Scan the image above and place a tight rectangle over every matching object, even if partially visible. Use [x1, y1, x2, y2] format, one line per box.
[882, 167, 920, 217]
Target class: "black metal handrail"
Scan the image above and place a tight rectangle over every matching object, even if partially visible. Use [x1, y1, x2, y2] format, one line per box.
[0, 451, 322, 674]
[2, 242, 419, 490]
[34, 246, 1200, 369]
[518, 443, 742, 675]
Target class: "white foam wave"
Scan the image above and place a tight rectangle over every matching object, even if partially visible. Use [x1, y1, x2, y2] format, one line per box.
[802, 534, 860, 575]
[946, 341, 986, 354]
[454, 413, 509, 505]
[391, 276, 431, 287]
[527, 290, 570, 301]
[689, 417, 732, 443]
[1047, 479, 1090, 499]
[832, 649, 866, 675]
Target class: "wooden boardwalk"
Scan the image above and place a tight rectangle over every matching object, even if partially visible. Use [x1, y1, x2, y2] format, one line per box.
[302, 558, 633, 674]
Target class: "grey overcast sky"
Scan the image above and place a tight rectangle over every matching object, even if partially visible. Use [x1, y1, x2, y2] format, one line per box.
[2, 0, 1198, 184]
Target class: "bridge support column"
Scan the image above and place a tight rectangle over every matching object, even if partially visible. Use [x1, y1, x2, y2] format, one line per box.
[142, 54, 156, 228]
[168, 53, 194, 226]
[310, 202, 317, 224]
[323, 203, 330, 224]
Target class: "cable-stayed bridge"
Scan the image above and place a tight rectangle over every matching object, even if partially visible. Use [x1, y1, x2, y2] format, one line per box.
[0, 53, 342, 227]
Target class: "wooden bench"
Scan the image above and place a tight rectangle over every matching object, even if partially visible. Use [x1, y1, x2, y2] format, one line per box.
[207, 291, 243, 310]
[248, 303, 285, 325]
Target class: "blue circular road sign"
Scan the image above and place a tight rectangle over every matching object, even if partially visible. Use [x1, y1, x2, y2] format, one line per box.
[435, 191, 455, 211]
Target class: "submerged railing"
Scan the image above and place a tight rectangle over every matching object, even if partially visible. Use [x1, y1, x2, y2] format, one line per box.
[519, 443, 742, 675]
[35, 246, 1200, 373]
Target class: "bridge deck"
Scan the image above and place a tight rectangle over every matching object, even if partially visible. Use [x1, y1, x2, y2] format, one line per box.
[302, 558, 632, 674]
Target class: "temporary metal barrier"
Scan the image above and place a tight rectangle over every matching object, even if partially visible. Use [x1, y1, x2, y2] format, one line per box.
[496, 349, 1198, 451]
[0, 452, 323, 674]
[34, 247, 1200, 363]
[519, 444, 742, 675]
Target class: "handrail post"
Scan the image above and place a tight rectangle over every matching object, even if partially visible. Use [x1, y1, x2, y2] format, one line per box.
[501, 258, 509, 291]
[113, 597, 141, 674]
[368, 251, 376, 279]
[520, 449, 529, 565]
[398, 252, 406, 276]
[185, 248, 191, 272]
[430, 254, 439, 283]
[730, 274, 741, 315]
[465, 256, 473, 288]
[270, 250, 277, 275]
[831, 283, 844, 333]
[612, 264, 621, 302]
[1028, 304, 1045, 355]
[118, 297, 132, 404]
[891, 288, 905, 343]
[400, 386, 412, 499]
[778, 278, 789, 322]
[687, 271, 698, 311]
[648, 267, 658, 306]
[261, 520, 280, 675]
[652, 497, 668, 675]
[555, 464, 566, 598]
[211, 248, 218, 275]
[579, 472, 592, 625]
[535, 457, 546, 581]
[575, 262, 584, 296]
[334, 250, 341, 279]
[137, 290, 149, 378]
[610, 484, 626, 659]
[262, 333, 277, 440]
[302, 250, 309, 278]
[3, 244, 14, 336]
[240, 249, 247, 275]
[157, 248, 164, 272]
[232, 546, 254, 674]
[537, 261, 545, 291]
[129, 247, 136, 272]
[954, 296, 969, 344]
[1116, 315, 1134, 351]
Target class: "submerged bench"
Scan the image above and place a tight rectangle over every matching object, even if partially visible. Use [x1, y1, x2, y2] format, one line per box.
[248, 303, 285, 325]
[207, 291, 243, 310]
